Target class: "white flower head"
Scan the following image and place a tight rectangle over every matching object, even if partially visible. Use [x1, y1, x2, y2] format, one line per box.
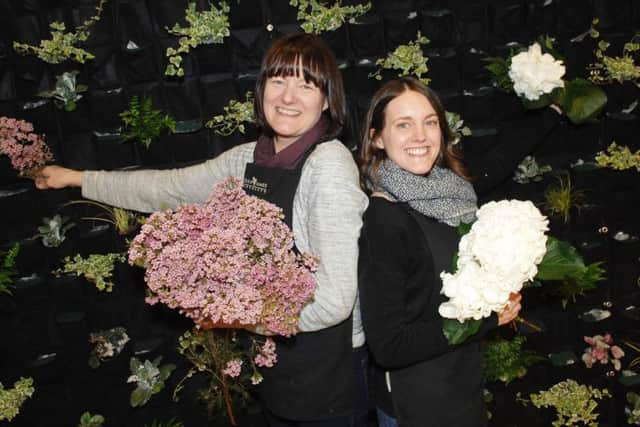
[439, 199, 549, 322]
[509, 42, 565, 101]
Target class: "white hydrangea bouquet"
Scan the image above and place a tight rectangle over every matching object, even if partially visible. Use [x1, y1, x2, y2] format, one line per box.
[439, 199, 605, 344]
[484, 36, 607, 124]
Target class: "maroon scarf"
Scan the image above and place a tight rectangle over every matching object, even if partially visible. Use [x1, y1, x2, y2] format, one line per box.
[253, 115, 329, 169]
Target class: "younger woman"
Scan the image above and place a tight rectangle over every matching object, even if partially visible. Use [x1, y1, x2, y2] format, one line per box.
[358, 77, 522, 427]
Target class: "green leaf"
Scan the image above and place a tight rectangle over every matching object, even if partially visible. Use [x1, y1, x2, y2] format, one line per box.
[456, 222, 473, 236]
[130, 387, 151, 407]
[521, 92, 553, 110]
[443, 318, 482, 345]
[554, 78, 608, 124]
[130, 357, 141, 372]
[536, 237, 586, 280]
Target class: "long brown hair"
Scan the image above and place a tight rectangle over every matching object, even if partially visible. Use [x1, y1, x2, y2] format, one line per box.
[358, 76, 471, 193]
[254, 33, 346, 142]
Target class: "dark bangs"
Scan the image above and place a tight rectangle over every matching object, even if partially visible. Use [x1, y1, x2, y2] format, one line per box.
[265, 52, 328, 94]
[254, 33, 346, 141]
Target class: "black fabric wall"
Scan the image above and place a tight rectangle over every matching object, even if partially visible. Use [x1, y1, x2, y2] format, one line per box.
[1, 1, 640, 426]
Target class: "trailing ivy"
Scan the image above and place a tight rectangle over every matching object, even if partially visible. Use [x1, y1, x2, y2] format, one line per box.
[369, 32, 431, 85]
[518, 379, 610, 427]
[13, 0, 107, 64]
[290, 0, 371, 34]
[0, 377, 34, 422]
[206, 92, 255, 136]
[53, 252, 126, 292]
[165, 2, 231, 77]
[595, 142, 640, 172]
[588, 20, 640, 86]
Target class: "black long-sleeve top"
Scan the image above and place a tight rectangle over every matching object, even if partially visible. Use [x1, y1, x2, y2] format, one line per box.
[358, 198, 496, 426]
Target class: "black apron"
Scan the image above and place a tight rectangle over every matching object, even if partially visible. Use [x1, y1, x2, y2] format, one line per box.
[388, 206, 487, 427]
[242, 144, 355, 421]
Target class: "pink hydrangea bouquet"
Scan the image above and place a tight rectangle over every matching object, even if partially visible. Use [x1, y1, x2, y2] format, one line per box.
[129, 177, 318, 422]
[0, 116, 54, 177]
[128, 176, 318, 336]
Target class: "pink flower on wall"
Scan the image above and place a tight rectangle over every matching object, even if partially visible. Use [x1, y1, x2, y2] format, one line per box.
[582, 333, 625, 371]
[0, 116, 54, 177]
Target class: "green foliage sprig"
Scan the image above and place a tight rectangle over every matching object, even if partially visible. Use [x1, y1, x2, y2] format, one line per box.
[518, 379, 610, 427]
[484, 52, 515, 92]
[513, 155, 553, 184]
[290, 0, 371, 34]
[38, 71, 88, 112]
[12, 0, 107, 64]
[36, 214, 75, 247]
[543, 172, 587, 224]
[53, 252, 126, 292]
[628, 392, 640, 425]
[445, 111, 471, 145]
[588, 20, 640, 86]
[0, 377, 35, 422]
[119, 96, 176, 149]
[174, 329, 269, 423]
[369, 32, 431, 85]
[128, 356, 176, 407]
[535, 237, 606, 308]
[482, 336, 545, 384]
[206, 92, 255, 136]
[64, 199, 144, 236]
[165, 2, 231, 77]
[78, 411, 105, 427]
[595, 142, 640, 172]
[0, 243, 19, 295]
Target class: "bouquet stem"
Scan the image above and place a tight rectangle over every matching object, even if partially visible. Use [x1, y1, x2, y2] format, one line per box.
[512, 316, 543, 333]
[207, 330, 237, 426]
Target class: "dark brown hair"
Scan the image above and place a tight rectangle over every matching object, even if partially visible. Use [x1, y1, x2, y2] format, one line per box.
[254, 33, 346, 142]
[358, 76, 471, 193]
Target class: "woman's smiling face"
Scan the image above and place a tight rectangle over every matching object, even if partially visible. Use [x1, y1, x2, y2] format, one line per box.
[262, 69, 328, 152]
[374, 89, 442, 175]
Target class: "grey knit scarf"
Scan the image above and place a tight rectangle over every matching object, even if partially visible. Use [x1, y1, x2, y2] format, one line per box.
[373, 159, 478, 226]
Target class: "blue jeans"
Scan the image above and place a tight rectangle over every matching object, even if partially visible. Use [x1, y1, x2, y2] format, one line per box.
[376, 407, 399, 427]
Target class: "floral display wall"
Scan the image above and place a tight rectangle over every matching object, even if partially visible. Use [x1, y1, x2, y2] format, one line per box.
[1, 0, 640, 426]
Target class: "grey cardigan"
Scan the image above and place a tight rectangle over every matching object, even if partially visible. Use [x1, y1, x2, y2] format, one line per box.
[82, 140, 369, 347]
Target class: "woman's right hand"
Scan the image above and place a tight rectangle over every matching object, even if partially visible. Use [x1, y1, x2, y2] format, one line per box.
[34, 165, 84, 189]
[497, 292, 522, 326]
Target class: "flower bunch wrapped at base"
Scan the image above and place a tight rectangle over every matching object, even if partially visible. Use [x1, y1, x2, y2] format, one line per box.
[128, 177, 317, 423]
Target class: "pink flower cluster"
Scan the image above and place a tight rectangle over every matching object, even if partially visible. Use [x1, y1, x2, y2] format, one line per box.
[0, 116, 54, 176]
[254, 338, 277, 368]
[222, 359, 243, 378]
[582, 333, 625, 371]
[128, 177, 318, 337]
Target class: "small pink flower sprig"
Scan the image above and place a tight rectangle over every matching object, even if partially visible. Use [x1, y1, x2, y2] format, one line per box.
[128, 177, 318, 337]
[582, 333, 625, 371]
[0, 116, 54, 178]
